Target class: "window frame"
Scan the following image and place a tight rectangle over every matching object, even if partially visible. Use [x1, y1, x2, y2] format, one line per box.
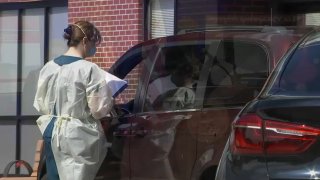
[0, 0, 67, 173]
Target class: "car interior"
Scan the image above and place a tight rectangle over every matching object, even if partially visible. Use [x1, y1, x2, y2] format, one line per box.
[144, 44, 205, 111]
[204, 41, 268, 108]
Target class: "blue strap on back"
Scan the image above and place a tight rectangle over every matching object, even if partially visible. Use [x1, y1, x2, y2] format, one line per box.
[54, 55, 82, 66]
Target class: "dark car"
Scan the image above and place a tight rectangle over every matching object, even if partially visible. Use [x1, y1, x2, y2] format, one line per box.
[38, 27, 312, 180]
[215, 29, 320, 180]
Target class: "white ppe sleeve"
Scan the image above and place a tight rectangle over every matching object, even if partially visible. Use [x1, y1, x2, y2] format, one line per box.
[86, 66, 114, 120]
[33, 68, 50, 115]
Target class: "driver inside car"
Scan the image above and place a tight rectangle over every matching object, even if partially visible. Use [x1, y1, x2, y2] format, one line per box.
[147, 47, 200, 111]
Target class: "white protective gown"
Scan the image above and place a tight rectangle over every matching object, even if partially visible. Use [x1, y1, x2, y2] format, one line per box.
[34, 59, 118, 180]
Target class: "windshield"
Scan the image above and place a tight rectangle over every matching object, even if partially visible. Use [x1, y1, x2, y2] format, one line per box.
[265, 32, 320, 96]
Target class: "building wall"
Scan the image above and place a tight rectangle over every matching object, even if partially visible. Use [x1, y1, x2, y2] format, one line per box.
[0, 0, 144, 102]
[68, 0, 144, 102]
[177, 0, 302, 32]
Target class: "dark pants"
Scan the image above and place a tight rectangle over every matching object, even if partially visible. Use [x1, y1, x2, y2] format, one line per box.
[43, 117, 60, 180]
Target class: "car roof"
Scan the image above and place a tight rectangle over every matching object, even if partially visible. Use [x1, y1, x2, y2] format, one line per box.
[109, 26, 316, 79]
[142, 26, 313, 45]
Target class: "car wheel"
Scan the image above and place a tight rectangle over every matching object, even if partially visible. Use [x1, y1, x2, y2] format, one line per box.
[200, 166, 217, 180]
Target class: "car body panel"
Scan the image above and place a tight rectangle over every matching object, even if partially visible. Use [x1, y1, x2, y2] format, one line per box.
[215, 139, 269, 180]
[259, 98, 320, 180]
[197, 108, 241, 164]
[216, 28, 320, 180]
[97, 114, 132, 179]
[130, 110, 199, 179]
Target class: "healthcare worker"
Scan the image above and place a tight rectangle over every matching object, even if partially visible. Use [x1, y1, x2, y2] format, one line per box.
[34, 21, 126, 180]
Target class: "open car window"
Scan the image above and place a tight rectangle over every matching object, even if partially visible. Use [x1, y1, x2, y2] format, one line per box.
[142, 40, 269, 111]
[143, 43, 206, 112]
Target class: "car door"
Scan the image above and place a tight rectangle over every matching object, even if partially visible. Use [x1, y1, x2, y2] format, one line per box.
[194, 40, 270, 178]
[129, 42, 206, 180]
[98, 43, 157, 180]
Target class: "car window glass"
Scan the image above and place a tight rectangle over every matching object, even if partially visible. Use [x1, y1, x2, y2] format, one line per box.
[203, 41, 268, 108]
[269, 44, 320, 96]
[143, 44, 205, 112]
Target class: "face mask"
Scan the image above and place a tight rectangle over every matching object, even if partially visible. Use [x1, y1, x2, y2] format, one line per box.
[87, 46, 96, 57]
[82, 37, 96, 57]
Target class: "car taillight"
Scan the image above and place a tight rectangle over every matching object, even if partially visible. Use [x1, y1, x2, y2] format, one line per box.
[264, 120, 320, 154]
[231, 114, 264, 155]
[230, 114, 320, 155]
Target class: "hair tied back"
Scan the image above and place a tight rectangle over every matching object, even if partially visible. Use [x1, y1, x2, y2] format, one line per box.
[64, 25, 73, 37]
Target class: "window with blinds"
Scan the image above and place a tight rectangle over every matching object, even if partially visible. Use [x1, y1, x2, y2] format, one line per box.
[306, 13, 320, 26]
[149, 0, 175, 39]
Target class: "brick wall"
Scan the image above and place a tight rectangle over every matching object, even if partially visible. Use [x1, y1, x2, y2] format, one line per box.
[68, 0, 144, 103]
